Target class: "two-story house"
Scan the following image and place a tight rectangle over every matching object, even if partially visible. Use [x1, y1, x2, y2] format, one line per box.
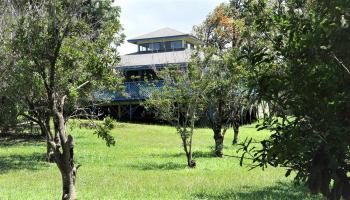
[100, 28, 198, 122]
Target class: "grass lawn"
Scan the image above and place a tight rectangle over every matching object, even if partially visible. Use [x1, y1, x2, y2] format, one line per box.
[0, 122, 323, 200]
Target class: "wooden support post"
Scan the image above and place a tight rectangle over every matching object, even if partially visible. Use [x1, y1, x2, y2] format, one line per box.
[129, 104, 132, 121]
[118, 105, 121, 120]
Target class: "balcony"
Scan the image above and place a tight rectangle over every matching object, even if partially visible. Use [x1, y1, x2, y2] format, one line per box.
[101, 80, 164, 102]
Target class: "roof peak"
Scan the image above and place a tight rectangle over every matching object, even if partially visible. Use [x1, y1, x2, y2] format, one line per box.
[128, 27, 189, 43]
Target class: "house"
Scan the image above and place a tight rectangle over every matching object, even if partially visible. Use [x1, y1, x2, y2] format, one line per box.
[99, 28, 199, 122]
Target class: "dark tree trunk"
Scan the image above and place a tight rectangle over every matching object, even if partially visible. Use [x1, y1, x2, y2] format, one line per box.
[46, 141, 55, 162]
[181, 133, 196, 168]
[61, 172, 76, 200]
[186, 151, 196, 168]
[41, 126, 47, 137]
[328, 169, 350, 200]
[232, 123, 239, 145]
[52, 110, 78, 200]
[213, 127, 224, 157]
[57, 147, 77, 200]
[307, 148, 350, 200]
[44, 116, 55, 163]
[38, 117, 55, 163]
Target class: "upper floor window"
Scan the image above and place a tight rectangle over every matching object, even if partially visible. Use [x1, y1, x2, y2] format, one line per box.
[139, 40, 184, 53]
[139, 43, 152, 52]
[151, 42, 164, 51]
[170, 41, 182, 49]
[164, 40, 182, 50]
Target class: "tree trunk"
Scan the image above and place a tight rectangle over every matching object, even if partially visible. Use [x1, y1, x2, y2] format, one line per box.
[213, 128, 224, 157]
[186, 152, 196, 168]
[328, 169, 350, 200]
[181, 131, 196, 168]
[188, 119, 196, 168]
[39, 119, 55, 163]
[55, 134, 77, 200]
[46, 141, 55, 162]
[59, 163, 77, 200]
[232, 123, 239, 145]
[52, 109, 78, 200]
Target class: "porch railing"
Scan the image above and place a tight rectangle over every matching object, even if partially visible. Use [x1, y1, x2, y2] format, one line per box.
[112, 80, 164, 101]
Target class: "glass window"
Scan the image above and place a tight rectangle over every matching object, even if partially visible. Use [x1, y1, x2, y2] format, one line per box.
[164, 41, 171, 50]
[170, 40, 182, 49]
[160, 42, 165, 51]
[152, 42, 161, 51]
[139, 41, 184, 52]
[139, 43, 151, 52]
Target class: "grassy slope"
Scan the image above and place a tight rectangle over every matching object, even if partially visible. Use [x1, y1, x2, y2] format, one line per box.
[0, 123, 322, 200]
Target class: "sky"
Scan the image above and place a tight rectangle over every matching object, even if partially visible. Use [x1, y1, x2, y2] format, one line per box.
[114, 0, 228, 55]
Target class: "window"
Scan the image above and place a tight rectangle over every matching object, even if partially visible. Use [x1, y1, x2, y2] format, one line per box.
[164, 41, 171, 50]
[151, 42, 161, 51]
[139, 41, 184, 52]
[170, 40, 182, 50]
[139, 43, 150, 52]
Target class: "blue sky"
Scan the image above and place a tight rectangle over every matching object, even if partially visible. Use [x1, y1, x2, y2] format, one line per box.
[114, 0, 228, 55]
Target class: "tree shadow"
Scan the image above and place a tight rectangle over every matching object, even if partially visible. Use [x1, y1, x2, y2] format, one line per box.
[150, 150, 215, 159]
[128, 161, 186, 170]
[0, 152, 50, 174]
[0, 134, 45, 147]
[192, 181, 322, 200]
[193, 150, 214, 158]
[149, 152, 183, 158]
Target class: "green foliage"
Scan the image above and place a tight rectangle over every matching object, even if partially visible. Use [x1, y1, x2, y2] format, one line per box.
[145, 64, 206, 127]
[145, 64, 206, 167]
[1, 0, 123, 141]
[0, 98, 19, 133]
[1, 1, 123, 197]
[236, 0, 350, 199]
[94, 116, 116, 147]
[193, 2, 255, 156]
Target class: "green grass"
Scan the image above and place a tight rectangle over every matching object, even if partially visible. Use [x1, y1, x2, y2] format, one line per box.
[0, 122, 323, 200]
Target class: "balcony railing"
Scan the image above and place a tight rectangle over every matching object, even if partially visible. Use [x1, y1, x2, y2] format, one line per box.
[105, 80, 164, 102]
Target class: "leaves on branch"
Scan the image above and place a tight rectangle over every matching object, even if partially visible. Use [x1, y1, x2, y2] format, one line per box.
[94, 116, 116, 147]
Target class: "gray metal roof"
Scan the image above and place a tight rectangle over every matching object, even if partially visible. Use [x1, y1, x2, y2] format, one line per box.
[117, 49, 193, 69]
[128, 27, 189, 42]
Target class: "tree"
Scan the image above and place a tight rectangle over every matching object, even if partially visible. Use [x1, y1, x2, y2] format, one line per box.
[0, 1, 19, 133]
[145, 64, 205, 168]
[193, 3, 250, 157]
[1, 0, 123, 199]
[238, 0, 350, 199]
[0, 97, 20, 134]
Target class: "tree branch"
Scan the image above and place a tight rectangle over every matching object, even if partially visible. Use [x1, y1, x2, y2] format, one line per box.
[20, 113, 40, 124]
[76, 81, 90, 90]
[331, 52, 350, 75]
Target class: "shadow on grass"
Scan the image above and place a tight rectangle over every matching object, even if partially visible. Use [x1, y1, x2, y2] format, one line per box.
[192, 182, 322, 200]
[0, 134, 45, 147]
[0, 152, 50, 174]
[128, 162, 186, 170]
[151, 150, 215, 159]
[193, 151, 215, 158]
